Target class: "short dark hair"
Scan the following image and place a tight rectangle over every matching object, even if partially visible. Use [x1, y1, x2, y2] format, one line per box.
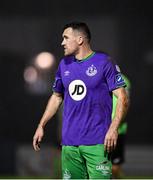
[63, 21, 91, 42]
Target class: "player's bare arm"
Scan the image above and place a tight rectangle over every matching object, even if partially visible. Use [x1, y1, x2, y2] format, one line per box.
[104, 87, 129, 152]
[33, 92, 63, 151]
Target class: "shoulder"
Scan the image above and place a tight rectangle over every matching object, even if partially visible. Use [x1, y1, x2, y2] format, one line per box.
[59, 55, 74, 66]
[95, 51, 115, 65]
[56, 56, 74, 73]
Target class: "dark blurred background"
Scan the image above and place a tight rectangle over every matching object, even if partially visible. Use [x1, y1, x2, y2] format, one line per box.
[0, 0, 153, 178]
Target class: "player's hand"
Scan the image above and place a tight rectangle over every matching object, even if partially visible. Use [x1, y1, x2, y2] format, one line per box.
[104, 127, 118, 153]
[33, 125, 44, 151]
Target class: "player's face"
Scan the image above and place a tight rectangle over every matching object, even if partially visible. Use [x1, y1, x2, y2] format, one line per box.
[61, 27, 79, 56]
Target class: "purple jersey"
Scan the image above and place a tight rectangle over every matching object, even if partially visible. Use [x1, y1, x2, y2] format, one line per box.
[53, 52, 125, 146]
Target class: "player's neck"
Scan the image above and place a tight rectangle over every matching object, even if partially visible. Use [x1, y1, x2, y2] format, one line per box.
[75, 46, 93, 60]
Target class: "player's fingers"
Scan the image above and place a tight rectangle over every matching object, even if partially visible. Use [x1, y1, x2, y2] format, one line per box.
[38, 136, 42, 143]
[104, 138, 109, 150]
[113, 139, 117, 150]
[105, 139, 111, 153]
[108, 140, 113, 152]
[33, 138, 37, 151]
[106, 138, 116, 152]
[104, 138, 107, 151]
[110, 139, 115, 152]
[35, 143, 40, 151]
[33, 138, 40, 151]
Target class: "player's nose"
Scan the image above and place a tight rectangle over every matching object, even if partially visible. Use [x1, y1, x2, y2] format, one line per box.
[61, 40, 65, 46]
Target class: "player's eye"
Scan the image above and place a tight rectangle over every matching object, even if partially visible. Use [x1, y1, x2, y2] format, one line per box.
[63, 35, 69, 40]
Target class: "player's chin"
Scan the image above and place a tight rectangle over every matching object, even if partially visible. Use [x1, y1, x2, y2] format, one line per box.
[64, 50, 72, 56]
[64, 51, 69, 56]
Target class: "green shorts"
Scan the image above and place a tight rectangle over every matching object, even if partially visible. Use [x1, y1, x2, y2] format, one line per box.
[62, 144, 112, 179]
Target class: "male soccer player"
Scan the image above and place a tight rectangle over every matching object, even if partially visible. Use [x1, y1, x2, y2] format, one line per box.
[33, 22, 129, 179]
[111, 75, 131, 178]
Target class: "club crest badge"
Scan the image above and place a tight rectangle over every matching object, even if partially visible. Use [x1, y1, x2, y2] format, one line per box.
[86, 64, 97, 76]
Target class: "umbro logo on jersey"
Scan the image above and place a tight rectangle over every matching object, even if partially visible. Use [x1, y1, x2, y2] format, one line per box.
[63, 169, 71, 179]
[64, 70, 70, 76]
[86, 64, 97, 76]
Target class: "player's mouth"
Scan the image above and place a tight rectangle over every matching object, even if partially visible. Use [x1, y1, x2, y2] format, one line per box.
[64, 47, 68, 52]
[63, 48, 67, 54]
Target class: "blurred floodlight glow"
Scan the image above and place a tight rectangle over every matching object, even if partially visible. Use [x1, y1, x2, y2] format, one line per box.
[24, 66, 38, 83]
[35, 52, 55, 69]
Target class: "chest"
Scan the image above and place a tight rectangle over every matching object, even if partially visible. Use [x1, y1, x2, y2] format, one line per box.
[61, 61, 105, 90]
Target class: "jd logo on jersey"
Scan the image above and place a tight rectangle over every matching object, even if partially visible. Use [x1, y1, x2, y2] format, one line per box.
[72, 85, 84, 95]
[68, 80, 87, 101]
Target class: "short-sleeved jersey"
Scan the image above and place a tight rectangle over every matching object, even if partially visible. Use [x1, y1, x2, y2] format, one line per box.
[53, 52, 125, 146]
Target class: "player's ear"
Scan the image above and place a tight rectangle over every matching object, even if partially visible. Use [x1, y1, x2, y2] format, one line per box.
[77, 36, 83, 45]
